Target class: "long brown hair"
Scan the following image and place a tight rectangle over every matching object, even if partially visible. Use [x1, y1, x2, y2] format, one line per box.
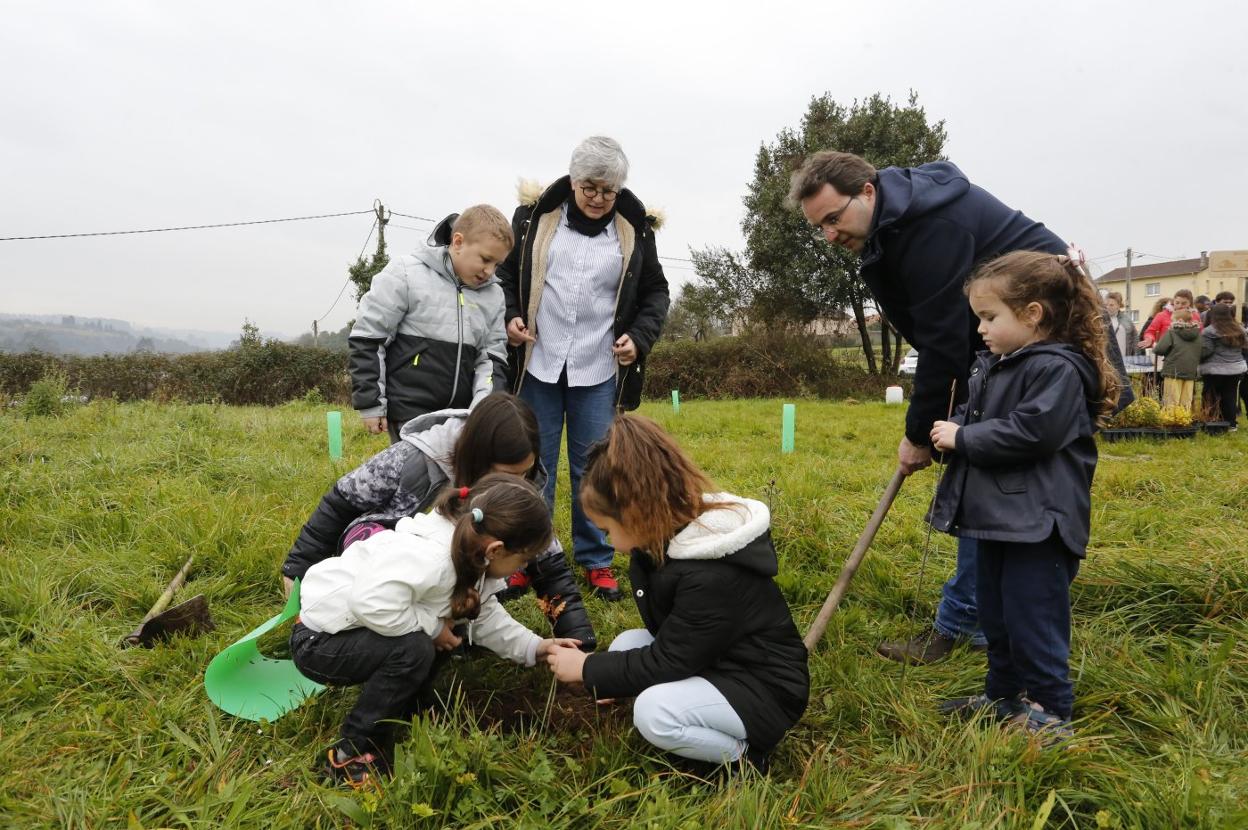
[434, 473, 552, 619]
[1207, 302, 1247, 348]
[451, 393, 541, 487]
[968, 251, 1122, 426]
[581, 415, 725, 565]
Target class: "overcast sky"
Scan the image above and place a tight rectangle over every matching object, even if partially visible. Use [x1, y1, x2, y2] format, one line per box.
[3, 0, 1244, 339]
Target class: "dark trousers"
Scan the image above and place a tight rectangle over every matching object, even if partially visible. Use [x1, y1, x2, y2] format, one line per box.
[976, 533, 1081, 718]
[291, 623, 436, 756]
[1203, 374, 1241, 425]
[387, 417, 410, 445]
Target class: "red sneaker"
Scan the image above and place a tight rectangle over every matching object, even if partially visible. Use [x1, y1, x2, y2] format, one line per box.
[585, 567, 623, 602]
[497, 568, 530, 602]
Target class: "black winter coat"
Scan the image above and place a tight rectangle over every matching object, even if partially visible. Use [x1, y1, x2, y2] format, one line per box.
[858, 162, 1131, 447]
[928, 343, 1102, 556]
[496, 177, 670, 411]
[581, 495, 809, 753]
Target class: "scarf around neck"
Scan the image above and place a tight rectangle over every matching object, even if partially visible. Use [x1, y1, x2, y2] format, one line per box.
[565, 196, 616, 237]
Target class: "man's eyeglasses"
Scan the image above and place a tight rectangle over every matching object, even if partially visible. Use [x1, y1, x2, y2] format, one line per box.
[818, 194, 858, 229]
[579, 184, 619, 202]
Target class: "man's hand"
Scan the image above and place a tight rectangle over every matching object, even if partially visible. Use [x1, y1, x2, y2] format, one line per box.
[930, 420, 960, 453]
[433, 621, 462, 652]
[612, 334, 638, 366]
[898, 436, 933, 476]
[362, 416, 388, 435]
[507, 317, 536, 347]
[544, 640, 588, 682]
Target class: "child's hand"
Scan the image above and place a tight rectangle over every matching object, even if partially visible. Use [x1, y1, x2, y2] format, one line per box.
[544, 641, 588, 683]
[930, 420, 960, 452]
[536, 637, 582, 657]
[362, 416, 388, 435]
[433, 620, 462, 652]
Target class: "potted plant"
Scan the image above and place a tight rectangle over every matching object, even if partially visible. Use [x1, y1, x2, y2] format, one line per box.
[1197, 399, 1231, 435]
[1159, 404, 1198, 439]
[1103, 397, 1163, 441]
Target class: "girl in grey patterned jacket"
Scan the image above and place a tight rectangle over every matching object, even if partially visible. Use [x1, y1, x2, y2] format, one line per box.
[282, 393, 597, 649]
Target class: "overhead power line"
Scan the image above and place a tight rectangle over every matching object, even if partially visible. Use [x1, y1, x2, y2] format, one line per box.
[0, 209, 375, 242]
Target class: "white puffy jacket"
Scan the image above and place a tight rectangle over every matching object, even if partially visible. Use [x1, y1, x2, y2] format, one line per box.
[298, 511, 543, 666]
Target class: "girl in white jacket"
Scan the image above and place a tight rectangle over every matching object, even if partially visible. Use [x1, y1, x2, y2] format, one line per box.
[292, 473, 579, 788]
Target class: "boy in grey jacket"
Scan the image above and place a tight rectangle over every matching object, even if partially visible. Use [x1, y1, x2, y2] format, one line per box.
[349, 205, 513, 443]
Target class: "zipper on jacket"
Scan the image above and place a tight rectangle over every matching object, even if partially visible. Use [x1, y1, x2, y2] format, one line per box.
[449, 285, 464, 407]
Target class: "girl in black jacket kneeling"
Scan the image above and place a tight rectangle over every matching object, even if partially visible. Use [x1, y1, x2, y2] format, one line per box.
[545, 415, 809, 771]
[929, 250, 1122, 738]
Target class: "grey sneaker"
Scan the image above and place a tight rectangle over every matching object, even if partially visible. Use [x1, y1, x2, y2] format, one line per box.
[1009, 698, 1074, 741]
[939, 693, 1026, 722]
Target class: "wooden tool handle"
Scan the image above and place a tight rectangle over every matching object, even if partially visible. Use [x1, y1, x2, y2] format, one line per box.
[803, 469, 906, 651]
[142, 555, 195, 622]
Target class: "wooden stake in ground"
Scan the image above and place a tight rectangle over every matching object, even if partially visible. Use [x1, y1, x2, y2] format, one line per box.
[803, 468, 906, 651]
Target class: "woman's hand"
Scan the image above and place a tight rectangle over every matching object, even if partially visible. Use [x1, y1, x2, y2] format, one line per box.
[507, 317, 536, 347]
[433, 620, 463, 652]
[612, 334, 638, 366]
[544, 640, 588, 683]
[930, 420, 960, 452]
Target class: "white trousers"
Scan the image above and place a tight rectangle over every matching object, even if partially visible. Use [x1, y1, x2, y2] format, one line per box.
[609, 628, 749, 763]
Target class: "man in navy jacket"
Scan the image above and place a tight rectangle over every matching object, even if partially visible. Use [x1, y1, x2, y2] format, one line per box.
[789, 151, 1123, 664]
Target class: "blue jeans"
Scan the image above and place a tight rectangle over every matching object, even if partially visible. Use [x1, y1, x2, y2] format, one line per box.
[977, 533, 1080, 717]
[933, 536, 987, 646]
[519, 370, 616, 570]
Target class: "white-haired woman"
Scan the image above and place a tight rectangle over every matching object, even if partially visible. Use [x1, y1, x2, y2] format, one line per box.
[496, 136, 670, 602]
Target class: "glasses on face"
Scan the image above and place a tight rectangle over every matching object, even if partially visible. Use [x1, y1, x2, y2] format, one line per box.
[579, 184, 619, 202]
[816, 196, 857, 234]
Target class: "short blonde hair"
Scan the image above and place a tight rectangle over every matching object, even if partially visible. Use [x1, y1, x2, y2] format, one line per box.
[453, 205, 514, 249]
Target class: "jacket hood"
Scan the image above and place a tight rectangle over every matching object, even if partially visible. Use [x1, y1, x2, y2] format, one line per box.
[983, 342, 1100, 418]
[1170, 322, 1199, 340]
[871, 161, 970, 236]
[416, 214, 499, 290]
[516, 176, 665, 231]
[665, 493, 776, 576]
[399, 408, 468, 477]
[393, 509, 455, 543]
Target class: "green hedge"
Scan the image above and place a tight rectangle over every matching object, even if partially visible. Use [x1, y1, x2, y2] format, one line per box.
[1, 334, 904, 406]
[0, 345, 350, 406]
[644, 333, 906, 400]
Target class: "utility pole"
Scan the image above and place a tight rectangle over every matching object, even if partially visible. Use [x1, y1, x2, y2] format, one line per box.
[1124, 248, 1133, 316]
[312, 319, 319, 346]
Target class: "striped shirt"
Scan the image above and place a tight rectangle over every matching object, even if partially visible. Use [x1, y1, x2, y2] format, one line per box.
[528, 203, 623, 387]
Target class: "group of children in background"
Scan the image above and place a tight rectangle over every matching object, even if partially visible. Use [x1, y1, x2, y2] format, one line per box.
[1124, 288, 1248, 428]
[271, 174, 1140, 787]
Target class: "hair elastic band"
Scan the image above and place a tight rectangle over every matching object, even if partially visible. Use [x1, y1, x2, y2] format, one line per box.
[458, 486, 470, 500]
[471, 507, 484, 524]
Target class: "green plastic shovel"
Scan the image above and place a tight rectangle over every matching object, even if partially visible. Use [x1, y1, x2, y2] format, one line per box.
[204, 580, 324, 722]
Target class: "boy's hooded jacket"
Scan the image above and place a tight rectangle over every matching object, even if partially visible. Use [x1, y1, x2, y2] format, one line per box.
[858, 162, 1130, 447]
[282, 407, 595, 647]
[580, 494, 809, 753]
[298, 511, 543, 666]
[928, 343, 1101, 557]
[348, 217, 509, 423]
[496, 177, 670, 411]
[1153, 323, 1202, 379]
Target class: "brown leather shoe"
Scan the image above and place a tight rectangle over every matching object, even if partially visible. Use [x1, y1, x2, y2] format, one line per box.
[877, 626, 962, 664]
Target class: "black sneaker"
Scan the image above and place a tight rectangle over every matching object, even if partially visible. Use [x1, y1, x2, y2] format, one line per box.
[1009, 698, 1074, 741]
[496, 569, 531, 602]
[939, 693, 1026, 722]
[321, 746, 390, 789]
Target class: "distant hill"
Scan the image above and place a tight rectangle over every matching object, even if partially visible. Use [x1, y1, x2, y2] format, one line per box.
[0, 313, 238, 355]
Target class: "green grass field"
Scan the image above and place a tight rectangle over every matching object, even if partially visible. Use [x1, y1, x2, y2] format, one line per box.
[2, 399, 1246, 829]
